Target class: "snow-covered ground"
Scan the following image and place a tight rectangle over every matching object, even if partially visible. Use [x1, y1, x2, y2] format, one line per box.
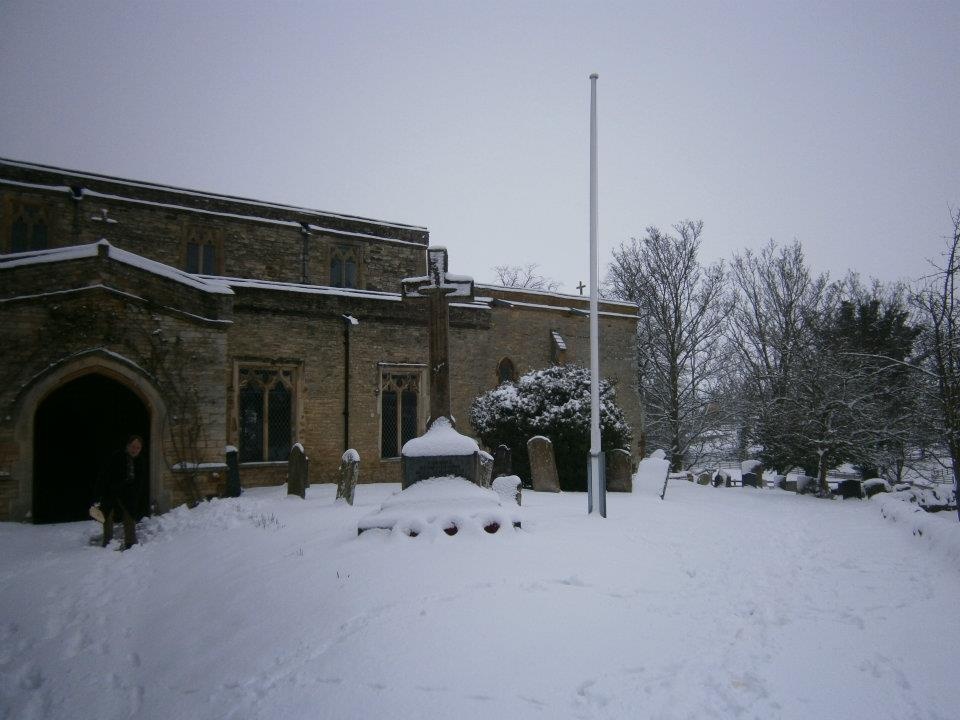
[2, 474, 958, 720]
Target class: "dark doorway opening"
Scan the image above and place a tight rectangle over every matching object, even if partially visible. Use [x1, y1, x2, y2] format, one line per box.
[33, 373, 150, 524]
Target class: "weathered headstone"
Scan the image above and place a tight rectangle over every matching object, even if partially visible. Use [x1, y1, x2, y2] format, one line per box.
[492, 444, 512, 479]
[606, 448, 633, 492]
[837, 479, 864, 499]
[288, 443, 308, 498]
[478, 451, 493, 488]
[492, 474, 522, 506]
[337, 449, 360, 505]
[528, 436, 560, 492]
[224, 445, 241, 498]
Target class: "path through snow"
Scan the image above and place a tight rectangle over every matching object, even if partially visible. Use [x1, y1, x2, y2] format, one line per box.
[1, 477, 957, 719]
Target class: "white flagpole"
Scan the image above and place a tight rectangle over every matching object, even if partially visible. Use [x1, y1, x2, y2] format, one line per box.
[588, 73, 605, 517]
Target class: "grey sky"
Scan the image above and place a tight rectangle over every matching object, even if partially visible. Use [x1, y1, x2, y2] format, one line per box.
[1, 1, 957, 291]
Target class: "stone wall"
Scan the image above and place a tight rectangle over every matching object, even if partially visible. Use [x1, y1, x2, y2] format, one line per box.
[0, 252, 230, 519]
[0, 160, 428, 292]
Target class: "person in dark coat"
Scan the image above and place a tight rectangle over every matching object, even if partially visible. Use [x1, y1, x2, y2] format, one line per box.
[96, 434, 145, 549]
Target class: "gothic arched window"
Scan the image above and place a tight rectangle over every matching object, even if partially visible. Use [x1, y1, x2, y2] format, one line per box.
[238, 366, 296, 462]
[329, 245, 363, 288]
[7, 201, 49, 253]
[380, 371, 421, 459]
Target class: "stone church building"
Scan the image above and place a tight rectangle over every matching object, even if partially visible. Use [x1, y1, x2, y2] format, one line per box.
[0, 158, 640, 523]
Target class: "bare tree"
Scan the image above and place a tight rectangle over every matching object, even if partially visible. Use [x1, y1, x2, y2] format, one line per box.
[492, 263, 561, 291]
[911, 208, 960, 520]
[608, 220, 730, 471]
[728, 240, 829, 472]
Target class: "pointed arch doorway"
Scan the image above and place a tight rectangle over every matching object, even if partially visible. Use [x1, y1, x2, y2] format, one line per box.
[33, 373, 150, 524]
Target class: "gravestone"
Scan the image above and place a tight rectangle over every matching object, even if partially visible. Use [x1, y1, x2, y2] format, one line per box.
[606, 448, 633, 492]
[492, 474, 522, 506]
[837, 479, 864, 499]
[712, 469, 730, 487]
[478, 451, 493, 488]
[528, 436, 560, 492]
[224, 445, 241, 498]
[741, 460, 763, 488]
[288, 443, 308, 499]
[864, 480, 890, 498]
[337, 449, 360, 505]
[492, 444, 512, 479]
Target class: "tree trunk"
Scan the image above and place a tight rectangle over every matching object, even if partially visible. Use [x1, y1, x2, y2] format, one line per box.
[816, 452, 831, 498]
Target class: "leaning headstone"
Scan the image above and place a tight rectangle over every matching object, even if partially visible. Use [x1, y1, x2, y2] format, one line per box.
[492, 444, 512, 479]
[337, 449, 360, 505]
[527, 436, 560, 492]
[492, 474, 522, 506]
[287, 443, 308, 499]
[606, 448, 633, 492]
[478, 451, 493, 488]
[224, 445, 241, 498]
[837, 479, 864, 499]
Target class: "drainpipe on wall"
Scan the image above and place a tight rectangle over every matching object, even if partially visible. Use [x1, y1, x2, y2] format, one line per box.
[341, 315, 359, 452]
[299, 222, 312, 284]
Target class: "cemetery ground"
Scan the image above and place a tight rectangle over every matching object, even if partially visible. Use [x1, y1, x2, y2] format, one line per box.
[1, 475, 958, 720]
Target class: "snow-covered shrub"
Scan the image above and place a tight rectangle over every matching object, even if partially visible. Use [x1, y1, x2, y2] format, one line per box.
[469, 365, 632, 491]
[889, 482, 956, 513]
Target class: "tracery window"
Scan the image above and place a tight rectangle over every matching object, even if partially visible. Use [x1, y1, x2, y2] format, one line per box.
[182, 226, 223, 274]
[238, 366, 295, 462]
[380, 371, 421, 459]
[7, 201, 48, 253]
[330, 245, 362, 288]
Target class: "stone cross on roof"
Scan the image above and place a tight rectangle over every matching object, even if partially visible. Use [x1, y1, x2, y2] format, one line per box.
[401, 247, 474, 428]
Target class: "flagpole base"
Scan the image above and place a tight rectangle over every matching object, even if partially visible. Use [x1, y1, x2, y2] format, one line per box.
[588, 451, 606, 517]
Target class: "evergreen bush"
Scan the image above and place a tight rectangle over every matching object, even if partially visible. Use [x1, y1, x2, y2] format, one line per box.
[469, 365, 632, 491]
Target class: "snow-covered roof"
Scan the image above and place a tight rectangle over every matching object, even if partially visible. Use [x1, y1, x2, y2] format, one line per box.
[480, 295, 638, 320]
[0, 158, 428, 233]
[213, 275, 403, 302]
[0, 240, 234, 296]
[476, 283, 638, 311]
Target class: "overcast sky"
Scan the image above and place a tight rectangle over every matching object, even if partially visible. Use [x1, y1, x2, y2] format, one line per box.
[2, 1, 958, 291]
